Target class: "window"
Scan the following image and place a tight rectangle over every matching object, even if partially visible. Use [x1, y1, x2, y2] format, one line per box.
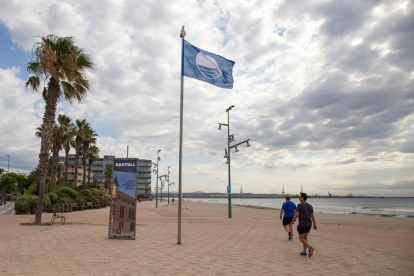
[120, 206, 124, 218]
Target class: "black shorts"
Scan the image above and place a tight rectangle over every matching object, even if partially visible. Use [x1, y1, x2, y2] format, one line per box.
[297, 226, 311, 235]
[282, 217, 293, 225]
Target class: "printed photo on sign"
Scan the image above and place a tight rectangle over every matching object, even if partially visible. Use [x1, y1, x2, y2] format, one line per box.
[108, 158, 138, 240]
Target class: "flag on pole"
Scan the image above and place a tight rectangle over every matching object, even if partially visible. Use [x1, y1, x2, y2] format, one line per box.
[182, 40, 235, 89]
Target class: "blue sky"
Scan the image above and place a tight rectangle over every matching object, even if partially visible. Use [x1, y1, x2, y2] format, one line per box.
[0, 22, 31, 79]
[0, 0, 413, 196]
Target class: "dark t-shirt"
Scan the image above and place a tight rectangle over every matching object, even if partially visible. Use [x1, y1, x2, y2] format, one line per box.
[296, 202, 314, 227]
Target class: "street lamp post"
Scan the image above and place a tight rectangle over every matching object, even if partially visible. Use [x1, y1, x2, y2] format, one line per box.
[152, 150, 161, 208]
[168, 181, 175, 205]
[167, 166, 174, 204]
[5, 155, 10, 173]
[159, 174, 167, 202]
[218, 105, 251, 219]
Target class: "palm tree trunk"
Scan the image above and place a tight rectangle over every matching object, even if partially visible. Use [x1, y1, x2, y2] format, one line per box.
[88, 162, 92, 187]
[51, 144, 59, 191]
[82, 142, 88, 185]
[74, 140, 81, 186]
[35, 78, 59, 225]
[65, 143, 70, 185]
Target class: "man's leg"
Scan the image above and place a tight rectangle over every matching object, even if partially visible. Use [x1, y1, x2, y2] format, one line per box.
[299, 233, 310, 252]
[283, 224, 289, 234]
[288, 223, 293, 235]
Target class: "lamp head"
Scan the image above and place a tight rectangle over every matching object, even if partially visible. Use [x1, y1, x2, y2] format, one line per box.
[218, 124, 221, 130]
[235, 147, 239, 152]
[226, 159, 231, 164]
[246, 141, 251, 147]
[226, 105, 235, 112]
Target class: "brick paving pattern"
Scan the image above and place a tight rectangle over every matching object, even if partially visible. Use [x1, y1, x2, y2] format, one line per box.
[0, 201, 413, 275]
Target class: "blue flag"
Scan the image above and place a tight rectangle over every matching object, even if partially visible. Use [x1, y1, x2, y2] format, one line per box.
[182, 40, 235, 89]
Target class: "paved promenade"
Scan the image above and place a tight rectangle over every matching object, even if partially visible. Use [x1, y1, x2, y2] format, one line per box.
[0, 201, 413, 276]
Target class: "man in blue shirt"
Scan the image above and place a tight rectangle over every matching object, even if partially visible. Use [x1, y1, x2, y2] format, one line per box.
[280, 195, 296, 240]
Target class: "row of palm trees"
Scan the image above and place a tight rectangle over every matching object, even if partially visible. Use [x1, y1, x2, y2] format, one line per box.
[36, 116, 100, 191]
[26, 34, 93, 224]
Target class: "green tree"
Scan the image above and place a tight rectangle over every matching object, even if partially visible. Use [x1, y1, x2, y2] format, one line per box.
[58, 114, 76, 185]
[26, 35, 92, 224]
[0, 173, 27, 193]
[87, 145, 100, 187]
[104, 166, 113, 196]
[82, 128, 97, 185]
[0, 168, 4, 175]
[51, 114, 75, 189]
[26, 169, 40, 188]
[74, 118, 90, 186]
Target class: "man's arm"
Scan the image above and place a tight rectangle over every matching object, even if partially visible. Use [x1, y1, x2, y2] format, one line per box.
[291, 211, 299, 224]
[311, 213, 317, 230]
[279, 209, 284, 220]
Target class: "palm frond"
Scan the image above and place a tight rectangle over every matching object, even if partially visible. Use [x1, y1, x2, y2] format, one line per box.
[25, 76, 41, 92]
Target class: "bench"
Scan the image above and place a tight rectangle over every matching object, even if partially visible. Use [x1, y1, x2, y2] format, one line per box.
[86, 202, 97, 209]
[70, 203, 83, 211]
[51, 204, 66, 225]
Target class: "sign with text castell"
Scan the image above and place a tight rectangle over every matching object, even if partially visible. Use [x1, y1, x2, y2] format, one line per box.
[108, 158, 138, 240]
[183, 40, 235, 89]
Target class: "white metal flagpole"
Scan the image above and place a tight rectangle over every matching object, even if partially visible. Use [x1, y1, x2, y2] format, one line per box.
[178, 25, 186, 245]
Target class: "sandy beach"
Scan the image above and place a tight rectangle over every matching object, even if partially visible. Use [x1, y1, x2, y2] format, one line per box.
[0, 200, 413, 275]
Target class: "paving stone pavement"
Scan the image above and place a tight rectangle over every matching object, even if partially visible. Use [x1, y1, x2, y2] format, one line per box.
[0, 201, 413, 276]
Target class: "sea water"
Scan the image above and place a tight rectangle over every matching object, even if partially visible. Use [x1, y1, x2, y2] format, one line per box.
[185, 197, 414, 219]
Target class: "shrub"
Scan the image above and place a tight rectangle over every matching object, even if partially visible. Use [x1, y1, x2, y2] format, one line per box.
[75, 184, 88, 191]
[46, 192, 58, 205]
[55, 191, 70, 199]
[87, 196, 101, 208]
[89, 188, 103, 196]
[80, 189, 92, 197]
[15, 194, 51, 214]
[102, 196, 110, 207]
[43, 194, 52, 212]
[74, 196, 86, 209]
[95, 196, 104, 207]
[15, 194, 37, 214]
[25, 183, 38, 195]
[58, 187, 78, 199]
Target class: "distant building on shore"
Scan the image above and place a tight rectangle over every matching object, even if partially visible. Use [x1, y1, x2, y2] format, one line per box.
[59, 154, 93, 186]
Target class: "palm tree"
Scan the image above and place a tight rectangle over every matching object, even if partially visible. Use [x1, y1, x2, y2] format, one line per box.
[26, 35, 92, 225]
[56, 114, 75, 185]
[82, 128, 97, 185]
[87, 145, 100, 187]
[50, 114, 75, 190]
[57, 163, 64, 180]
[74, 119, 90, 186]
[104, 166, 113, 196]
[50, 123, 63, 190]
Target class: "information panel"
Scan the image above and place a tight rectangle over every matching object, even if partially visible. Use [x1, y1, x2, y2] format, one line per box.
[108, 158, 138, 240]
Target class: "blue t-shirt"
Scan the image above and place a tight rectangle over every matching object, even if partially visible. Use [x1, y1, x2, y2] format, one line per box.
[282, 201, 296, 218]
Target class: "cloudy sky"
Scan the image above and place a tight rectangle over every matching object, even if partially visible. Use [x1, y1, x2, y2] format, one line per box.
[0, 0, 413, 196]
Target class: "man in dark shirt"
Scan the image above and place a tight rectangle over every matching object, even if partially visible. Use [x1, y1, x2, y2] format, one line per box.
[279, 195, 296, 240]
[291, 192, 317, 257]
